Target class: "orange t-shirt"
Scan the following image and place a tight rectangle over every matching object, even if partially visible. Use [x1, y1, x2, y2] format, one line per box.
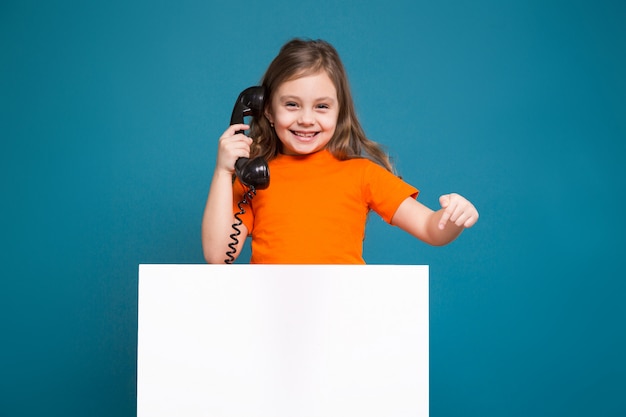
[233, 150, 418, 264]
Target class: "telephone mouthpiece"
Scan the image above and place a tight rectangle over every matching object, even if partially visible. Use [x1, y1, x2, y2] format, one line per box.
[235, 157, 270, 190]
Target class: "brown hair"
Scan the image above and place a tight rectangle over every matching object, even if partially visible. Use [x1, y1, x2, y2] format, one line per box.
[250, 38, 394, 172]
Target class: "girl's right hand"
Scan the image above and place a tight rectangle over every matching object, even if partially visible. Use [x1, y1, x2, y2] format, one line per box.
[215, 124, 252, 174]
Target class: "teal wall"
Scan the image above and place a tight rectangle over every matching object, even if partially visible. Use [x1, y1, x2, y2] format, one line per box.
[2, 0, 625, 416]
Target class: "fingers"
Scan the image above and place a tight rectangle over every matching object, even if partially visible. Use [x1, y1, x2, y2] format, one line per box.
[463, 210, 479, 228]
[438, 193, 479, 230]
[224, 124, 250, 136]
[218, 127, 253, 157]
[438, 194, 453, 229]
[216, 125, 253, 172]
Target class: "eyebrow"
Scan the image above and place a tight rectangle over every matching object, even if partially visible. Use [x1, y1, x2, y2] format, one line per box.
[279, 95, 337, 103]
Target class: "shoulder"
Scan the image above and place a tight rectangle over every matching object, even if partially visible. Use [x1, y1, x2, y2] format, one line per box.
[345, 157, 395, 177]
[334, 155, 386, 171]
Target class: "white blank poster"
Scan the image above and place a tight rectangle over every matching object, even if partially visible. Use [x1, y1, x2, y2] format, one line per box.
[137, 264, 429, 417]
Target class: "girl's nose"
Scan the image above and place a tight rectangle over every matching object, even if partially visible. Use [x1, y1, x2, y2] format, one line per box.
[298, 109, 314, 125]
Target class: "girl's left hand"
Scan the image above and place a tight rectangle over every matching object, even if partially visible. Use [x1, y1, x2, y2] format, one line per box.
[438, 193, 479, 230]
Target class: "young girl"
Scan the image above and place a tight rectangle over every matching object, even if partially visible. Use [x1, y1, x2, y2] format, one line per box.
[202, 38, 478, 264]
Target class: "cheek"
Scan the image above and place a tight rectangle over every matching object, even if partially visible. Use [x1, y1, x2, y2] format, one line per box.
[267, 100, 284, 124]
[272, 109, 291, 126]
[321, 113, 339, 130]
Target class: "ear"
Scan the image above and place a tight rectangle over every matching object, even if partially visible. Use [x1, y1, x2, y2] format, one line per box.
[264, 111, 274, 125]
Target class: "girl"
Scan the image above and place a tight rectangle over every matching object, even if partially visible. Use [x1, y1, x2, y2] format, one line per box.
[202, 38, 478, 264]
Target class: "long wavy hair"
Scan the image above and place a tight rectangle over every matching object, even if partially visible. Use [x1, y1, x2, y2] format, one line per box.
[249, 38, 394, 173]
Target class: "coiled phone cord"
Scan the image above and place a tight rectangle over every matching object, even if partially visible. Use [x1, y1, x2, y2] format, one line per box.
[224, 186, 257, 264]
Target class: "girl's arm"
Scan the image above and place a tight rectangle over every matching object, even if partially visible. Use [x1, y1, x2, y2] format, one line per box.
[202, 124, 252, 263]
[390, 193, 479, 246]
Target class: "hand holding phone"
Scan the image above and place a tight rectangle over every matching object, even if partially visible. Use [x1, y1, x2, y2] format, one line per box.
[229, 86, 269, 190]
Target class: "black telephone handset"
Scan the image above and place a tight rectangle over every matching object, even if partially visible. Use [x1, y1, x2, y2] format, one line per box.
[229, 86, 269, 190]
[225, 86, 269, 264]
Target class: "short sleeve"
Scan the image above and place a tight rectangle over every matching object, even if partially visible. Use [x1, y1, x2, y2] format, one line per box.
[363, 163, 419, 223]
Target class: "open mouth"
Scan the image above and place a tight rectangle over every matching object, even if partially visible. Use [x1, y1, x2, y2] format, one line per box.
[291, 130, 319, 139]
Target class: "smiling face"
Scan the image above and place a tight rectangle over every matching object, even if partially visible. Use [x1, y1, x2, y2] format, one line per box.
[266, 71, 339, 156]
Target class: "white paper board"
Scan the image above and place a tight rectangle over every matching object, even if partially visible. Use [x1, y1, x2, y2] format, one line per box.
[137, 264, 429, 417]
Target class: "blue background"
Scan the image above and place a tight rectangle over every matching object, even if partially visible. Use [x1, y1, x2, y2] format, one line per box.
[2, 0, 625, 416]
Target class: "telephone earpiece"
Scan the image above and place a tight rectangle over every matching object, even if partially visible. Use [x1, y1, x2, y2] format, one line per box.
[230, 86, 269, 190]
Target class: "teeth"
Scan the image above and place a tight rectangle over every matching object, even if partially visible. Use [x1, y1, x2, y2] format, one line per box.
[294, 131, 316, 138]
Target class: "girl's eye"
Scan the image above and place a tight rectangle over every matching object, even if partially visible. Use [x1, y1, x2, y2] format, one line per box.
[317, 104, 330, 110]
[285, 102, 298, 108]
